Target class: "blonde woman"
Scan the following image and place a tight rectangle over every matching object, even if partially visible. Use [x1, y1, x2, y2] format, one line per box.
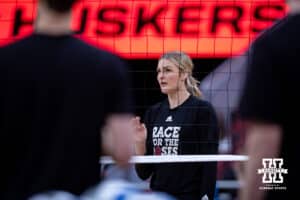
[132, 51, 219, 200]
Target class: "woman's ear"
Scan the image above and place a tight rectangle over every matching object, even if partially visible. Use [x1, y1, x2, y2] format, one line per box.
[180, 72, 188, 82]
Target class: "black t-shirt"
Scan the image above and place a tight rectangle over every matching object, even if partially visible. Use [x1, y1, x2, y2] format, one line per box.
[239, 14, 300, 199]
[136, 95, 219, 200]
[0, 33, 131, 200]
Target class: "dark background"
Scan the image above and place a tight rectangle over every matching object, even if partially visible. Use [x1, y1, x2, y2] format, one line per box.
[126, 58, 226, 117]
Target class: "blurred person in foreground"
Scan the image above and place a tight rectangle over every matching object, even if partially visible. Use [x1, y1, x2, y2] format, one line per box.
[0, 0, 133, 199]
[238, 0, 300, 199]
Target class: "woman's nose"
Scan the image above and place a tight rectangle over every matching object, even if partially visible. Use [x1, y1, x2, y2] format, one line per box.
[158, 72, 163, 79]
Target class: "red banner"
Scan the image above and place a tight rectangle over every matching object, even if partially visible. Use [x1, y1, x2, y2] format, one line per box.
[0, 0, 287, 58]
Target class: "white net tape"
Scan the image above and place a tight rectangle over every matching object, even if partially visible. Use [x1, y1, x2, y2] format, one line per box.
[100, 154, 248, 164]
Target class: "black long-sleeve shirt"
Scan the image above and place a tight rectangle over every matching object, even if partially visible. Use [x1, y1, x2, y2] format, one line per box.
[0, 34, 131, 200]
[238, 14, 300, 200]
[136, 95, 219, 200]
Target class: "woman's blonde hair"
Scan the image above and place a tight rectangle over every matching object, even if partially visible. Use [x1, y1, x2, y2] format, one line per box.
[160, 51, 202, 98]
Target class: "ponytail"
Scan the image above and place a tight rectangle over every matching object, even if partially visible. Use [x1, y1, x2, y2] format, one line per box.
[185, 75, 202, 98]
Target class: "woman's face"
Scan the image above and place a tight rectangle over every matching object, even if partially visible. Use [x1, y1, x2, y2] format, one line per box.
[157, 59, 185, 95]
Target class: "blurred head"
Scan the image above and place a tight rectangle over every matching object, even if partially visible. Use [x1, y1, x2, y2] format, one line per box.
[40, 0, 78, 13]
[286, 0, 300, 13]
[157, 51, 202, 98]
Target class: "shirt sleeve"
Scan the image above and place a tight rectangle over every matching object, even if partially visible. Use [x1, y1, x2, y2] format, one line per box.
[135, 108, 154, 180]
[239, 39, 282, 124]
[197, 101, 219, 200]
[105, 56, 133, 114]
